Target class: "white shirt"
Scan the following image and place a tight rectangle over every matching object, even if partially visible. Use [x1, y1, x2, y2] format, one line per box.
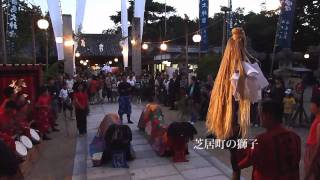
[231, 61, 268, 103]
[102, 65, 112, 73]
[59, 89, 69, 100]
[65, 79, 74, 92]
[164, 79, 170, 94]
[127, 79, 135, 87]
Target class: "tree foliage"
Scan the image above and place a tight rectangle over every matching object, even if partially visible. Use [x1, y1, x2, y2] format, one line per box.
[293, 0, 320, 51]
[110, 0, 175, 26]
[2, 0, 56, 63]
[196, 53, 222, 81]
[109, 0, 320, 54]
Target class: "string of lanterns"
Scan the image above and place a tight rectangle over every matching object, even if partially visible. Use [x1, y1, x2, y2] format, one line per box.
[132, 19, 223, 51]
[139, 32, 200, 51]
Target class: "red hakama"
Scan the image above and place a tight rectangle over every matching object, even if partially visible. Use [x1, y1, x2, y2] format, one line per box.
[0, 111, 16, 151]
[34, 95, 51, 134]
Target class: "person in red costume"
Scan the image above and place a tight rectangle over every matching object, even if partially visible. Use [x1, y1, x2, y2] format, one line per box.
[89, 76, 100, 104]
[304, 96, 320, 180]
[0, 101, 18, 150]
[15, 92, 31, 132]
[0, 101, 18, 136]
[236, 100, 301, 180]
[73, 83, 89, 136]
[34, 87, 55, 140]
[0, 87, 15, 113]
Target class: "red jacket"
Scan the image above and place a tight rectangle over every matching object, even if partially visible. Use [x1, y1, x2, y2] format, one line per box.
[238, 125, 301, 180]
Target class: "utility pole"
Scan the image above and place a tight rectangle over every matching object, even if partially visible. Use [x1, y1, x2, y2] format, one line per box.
[221, 6, 231, 54]
[270, 8, 283, 76]
[0, 0, 7, 64]
[164, 0, 167, 37]
[31, 9, 36, 64]
[45, 30, 48, 71]
[185, 14, 189, 67]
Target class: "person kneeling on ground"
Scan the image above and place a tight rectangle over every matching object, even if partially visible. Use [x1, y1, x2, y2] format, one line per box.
[101, 124, 134, 168]
[236, 99, 301, 180]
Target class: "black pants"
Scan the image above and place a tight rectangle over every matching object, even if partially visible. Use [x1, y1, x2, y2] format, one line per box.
[76, 109, 87, 134]
[250, 103, 259, 126]
[169, 94, 176, 109]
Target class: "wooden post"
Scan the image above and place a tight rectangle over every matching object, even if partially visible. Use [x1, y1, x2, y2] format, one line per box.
[132, 17, 142, 76]
[221, 12, 227, 54]
[63, 15, 75, 76]
[185, 15, 189, 67]
[0, 0, 7, 64]
[45, 31, 49, 71]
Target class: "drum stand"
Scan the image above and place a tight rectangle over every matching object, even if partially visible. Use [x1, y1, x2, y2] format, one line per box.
[290, 90, 309, 127]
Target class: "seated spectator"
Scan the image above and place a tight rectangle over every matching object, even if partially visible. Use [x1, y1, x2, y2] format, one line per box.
[236, 100, 301, 180]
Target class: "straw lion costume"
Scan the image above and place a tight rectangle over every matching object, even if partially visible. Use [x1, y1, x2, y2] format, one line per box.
[206, 27, 267, 140]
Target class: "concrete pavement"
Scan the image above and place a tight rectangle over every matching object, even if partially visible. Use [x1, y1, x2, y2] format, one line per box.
[72, 103, 235, 180]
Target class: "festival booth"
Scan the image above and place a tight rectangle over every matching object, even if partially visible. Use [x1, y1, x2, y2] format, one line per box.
[0, 64, 44, 175]
[138, 103, 197, 162]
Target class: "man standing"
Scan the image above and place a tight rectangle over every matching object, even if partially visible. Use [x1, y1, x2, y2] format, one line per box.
[169, 73, 179, 110]
[118, 75, 133, 124]
[48, 77, 60, 126]
[187, 76, 200, 124]
[73, 83, 89, 136]
[236, 100, 301, 180]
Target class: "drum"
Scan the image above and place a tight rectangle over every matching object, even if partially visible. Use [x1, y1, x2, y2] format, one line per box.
[15, 141, 27, 160]
[29, 128, 41, 143]
[19, 135, 33, 149]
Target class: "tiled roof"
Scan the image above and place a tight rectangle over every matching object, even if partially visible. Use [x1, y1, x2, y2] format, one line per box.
[76, 34, 124, 57]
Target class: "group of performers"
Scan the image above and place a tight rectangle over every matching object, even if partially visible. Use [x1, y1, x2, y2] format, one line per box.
[0, 85, 60, 178]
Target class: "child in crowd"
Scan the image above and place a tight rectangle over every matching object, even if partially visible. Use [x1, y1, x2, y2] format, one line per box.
[59, 83, 73, 120]
[283, 89, 296, 126]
